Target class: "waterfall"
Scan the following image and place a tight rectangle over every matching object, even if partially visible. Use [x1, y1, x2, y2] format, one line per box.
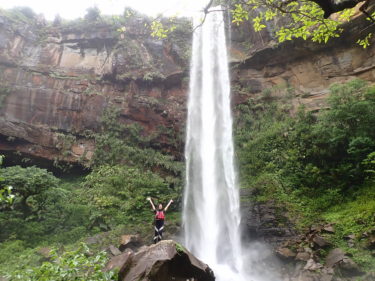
[183, 8, 246, 281]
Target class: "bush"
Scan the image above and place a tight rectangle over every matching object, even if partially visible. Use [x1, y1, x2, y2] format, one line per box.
[235, 79, 375, 228]
[84, 6, 101, 22]
[0, 166, 59, 214]
[0, 166, 92, 245]
[81, 165, 179, 228]
[236, 79, 375, 194]
[7, 243, 115, 281]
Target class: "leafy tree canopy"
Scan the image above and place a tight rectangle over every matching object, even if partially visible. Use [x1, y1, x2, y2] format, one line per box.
[0, 166, 59, 216]
[0, 166, 59, 202]
[229, 0, 374, 46]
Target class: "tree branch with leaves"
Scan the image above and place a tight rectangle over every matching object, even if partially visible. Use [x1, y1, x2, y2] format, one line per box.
[229, 0, 374, 46]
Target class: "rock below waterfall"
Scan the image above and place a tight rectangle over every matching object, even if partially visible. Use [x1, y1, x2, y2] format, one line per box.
[110, 240, 215, 281]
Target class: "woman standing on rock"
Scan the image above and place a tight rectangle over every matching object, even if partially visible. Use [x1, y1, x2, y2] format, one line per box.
[147, 197, 173, 243]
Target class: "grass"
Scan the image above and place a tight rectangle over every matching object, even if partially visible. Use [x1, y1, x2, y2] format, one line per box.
[321, 182, 375, 271]
[175, 242, 185, 254]
[0, 240, 41, 277]
[323, 183, 375, 237]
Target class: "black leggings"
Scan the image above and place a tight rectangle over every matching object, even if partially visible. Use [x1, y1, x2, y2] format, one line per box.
[154, 219, 164, 243]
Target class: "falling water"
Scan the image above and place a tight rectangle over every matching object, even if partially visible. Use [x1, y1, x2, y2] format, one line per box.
[183, 8, 246, 281]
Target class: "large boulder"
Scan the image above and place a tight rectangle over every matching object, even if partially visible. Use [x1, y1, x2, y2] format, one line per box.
[117, 240, 215, 281]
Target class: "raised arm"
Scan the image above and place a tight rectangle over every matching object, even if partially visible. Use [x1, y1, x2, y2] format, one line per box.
[164, 199, 174, 212]
[147, 197, 156, 211]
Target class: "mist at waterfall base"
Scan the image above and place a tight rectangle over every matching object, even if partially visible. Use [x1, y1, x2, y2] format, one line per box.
[182, 8, 281, 281]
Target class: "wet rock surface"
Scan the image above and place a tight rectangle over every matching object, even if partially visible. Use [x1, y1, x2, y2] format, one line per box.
[240, 188, 298, 247]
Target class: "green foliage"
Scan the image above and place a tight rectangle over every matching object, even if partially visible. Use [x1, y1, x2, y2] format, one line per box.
[82, 165, 179, 228]
[11, 6, 36, 20]
[322, 183, 375, 270]
[236, 79, 375, 268]
[0, 165, 180, 276]
[236, 79, 375, 232]
[143, 71, 166, 81]
[7, 243, 115, 281]
[0, 104, 184, 276]
[0, 156, 15, 205]
[150, 20, 176, 39]
[0, 166, 59, 212]
[324, 183, 375, 238]
[357, 33, 373, 48]
[175, 242, 185, 254]
[0, 240, 41, 278]
[363, 151, 375, 176]
[0, 171, 93, 245]
[84, 6, 101, 22]
[0, 185, 14, 205]
[237, 79, 375, 195]
[230, 0, 369, 47]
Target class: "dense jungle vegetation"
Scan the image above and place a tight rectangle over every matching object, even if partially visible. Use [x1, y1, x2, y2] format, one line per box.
[1, 79, 374, 279]
[235, 79, 375, 271]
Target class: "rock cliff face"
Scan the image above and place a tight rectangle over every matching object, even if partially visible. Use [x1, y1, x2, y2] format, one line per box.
[230, 12, 375, 112]
[0, 8, 375, 169]
[0, 11, 190, 168]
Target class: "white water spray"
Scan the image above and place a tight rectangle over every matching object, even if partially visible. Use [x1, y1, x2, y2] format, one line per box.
[183, 8, 246, 281]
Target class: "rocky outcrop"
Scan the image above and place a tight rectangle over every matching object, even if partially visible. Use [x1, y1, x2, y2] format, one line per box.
[105, 240, 215, 281]
[240, 188, 298, 247]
